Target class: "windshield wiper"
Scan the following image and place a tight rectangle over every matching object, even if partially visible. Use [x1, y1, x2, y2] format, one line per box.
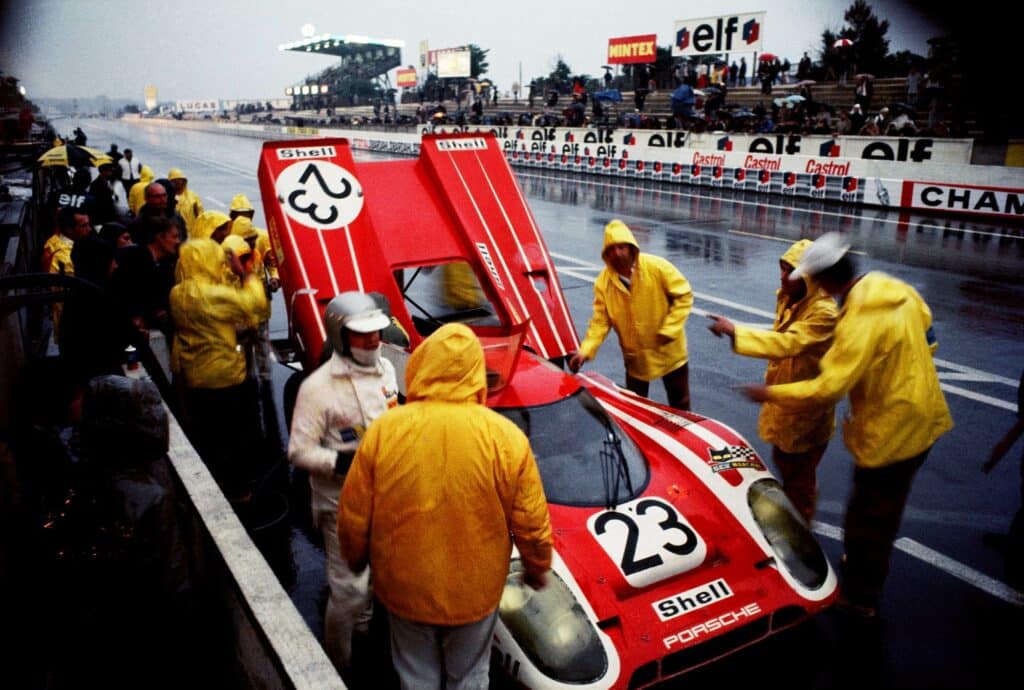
[600, 432, 634, 511]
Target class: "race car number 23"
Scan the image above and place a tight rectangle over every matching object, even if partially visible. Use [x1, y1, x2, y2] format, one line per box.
[587, 497, 707, 588]
[275, 161, 364, 231]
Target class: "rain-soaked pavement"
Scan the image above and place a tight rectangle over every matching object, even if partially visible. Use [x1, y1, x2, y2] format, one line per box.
[72, 118, 1024, 688]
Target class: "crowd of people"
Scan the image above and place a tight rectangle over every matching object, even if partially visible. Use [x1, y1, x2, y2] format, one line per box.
[38, 134, 281, 510]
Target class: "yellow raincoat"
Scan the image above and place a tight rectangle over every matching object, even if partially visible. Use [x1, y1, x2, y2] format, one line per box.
[169, 238, 267, 389]
[191, 210, 231, 242]
[765, 271, 953, 468]
[338, 323, 553, 625]
[127, 165, 155, 216]
[221, 234, 270, 323]
[231, 216, 278, 288]
[168, 168, 204, 235]
[578, 220, 693, 381]
[733, 240, 838, 453]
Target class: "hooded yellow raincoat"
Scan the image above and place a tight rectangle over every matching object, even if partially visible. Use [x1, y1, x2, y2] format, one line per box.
[231, 215, 279, 288]
[169, 239, 267, 389]
[127, 165, 155, 216]
[168, 168, 204, 235]
[733, 240, 838, 453]
[765, 271, 953, 468]
[191, 210, 231, 242]
[338, 323, 553, 625]
[578, 220, 693, 381]
[221, 234, 271, 323]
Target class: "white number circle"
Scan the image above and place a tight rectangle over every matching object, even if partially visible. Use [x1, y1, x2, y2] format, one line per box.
[276, 161, 363, 230]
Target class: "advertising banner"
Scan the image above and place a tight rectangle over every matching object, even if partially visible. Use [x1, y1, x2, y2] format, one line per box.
[607, 34, 658, 64]
[176, 99, 219, 113]
[673, 12, 765, 57]
[430, 47, 471, 78]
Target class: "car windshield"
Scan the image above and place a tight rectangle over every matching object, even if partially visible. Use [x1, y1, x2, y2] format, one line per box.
[496, 388, 649, 508]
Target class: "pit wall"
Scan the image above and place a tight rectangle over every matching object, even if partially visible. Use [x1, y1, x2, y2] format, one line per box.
[125, 116, 1024, 222]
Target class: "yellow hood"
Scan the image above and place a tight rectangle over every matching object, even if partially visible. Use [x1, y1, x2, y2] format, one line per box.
[167, 167, 187, 182]
[192, 210, 231, 241]
[601, 219, 640, 260]
[230, 193, 255, 213]
[781, 238, 819, 291]
[221, 233, 251, 258]
[405, 323, 486, 405]
[231, 215, 259, 240]
[176, 238, 227, 284]
[139, 165, 154, 183]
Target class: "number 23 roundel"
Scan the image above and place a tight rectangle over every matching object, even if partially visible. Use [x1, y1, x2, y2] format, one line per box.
[275, 160, 364, 231]
[587, 497, 707, 588]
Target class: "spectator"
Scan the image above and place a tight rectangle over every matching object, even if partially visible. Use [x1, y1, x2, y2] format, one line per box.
[798, 52, 812, 80]
[338, 322, 552, 690]
[99, 221, 134, 249]
[569, 219, 694, 411]
[849, 103, 866, 133]
[707, 240, 839, 521]
[167, 168, 204, 237]
[192, 210, 232, 243]
[88, 160, 122, 227]
[741, 232, 953, 618]
[127, 165, 155, 217]
[738, 57, 747, 87]
[289, 292, 399, 676]
[48, 205, 94, 343]
[118, 148, 143, 196]
[854, 75, 873, 112]
[114, 214, 181, 339]
[60, 234, 135, 384]
[169, 238, 267, 505]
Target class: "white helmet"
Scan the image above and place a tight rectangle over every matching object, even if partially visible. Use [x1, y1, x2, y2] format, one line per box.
[323, 291, 391, 354]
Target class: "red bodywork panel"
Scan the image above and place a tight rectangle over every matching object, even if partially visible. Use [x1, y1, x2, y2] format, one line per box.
[257, 134, 578, 371]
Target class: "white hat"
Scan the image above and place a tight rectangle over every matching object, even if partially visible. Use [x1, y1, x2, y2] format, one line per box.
[789, 232, 851, 280]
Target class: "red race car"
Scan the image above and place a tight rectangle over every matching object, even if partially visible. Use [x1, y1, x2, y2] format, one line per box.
[258, 133, 838, 689]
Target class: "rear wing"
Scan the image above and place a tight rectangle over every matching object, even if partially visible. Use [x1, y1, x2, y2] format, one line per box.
[257, 134, 579, 371]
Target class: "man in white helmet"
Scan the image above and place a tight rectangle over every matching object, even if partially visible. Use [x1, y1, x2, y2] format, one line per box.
[287, 291, 400, 676]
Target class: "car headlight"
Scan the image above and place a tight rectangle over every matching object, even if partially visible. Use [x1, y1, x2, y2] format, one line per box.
[498, 560, 607, 682]
[747, 478, 829, 589]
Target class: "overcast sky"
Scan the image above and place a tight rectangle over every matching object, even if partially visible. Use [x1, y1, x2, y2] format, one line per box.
[1, 0, 948, 102]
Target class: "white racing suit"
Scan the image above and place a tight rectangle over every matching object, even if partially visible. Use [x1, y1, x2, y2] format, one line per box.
[287, 351, 399, 671]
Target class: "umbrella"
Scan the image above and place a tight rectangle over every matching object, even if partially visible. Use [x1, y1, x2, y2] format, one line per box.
[758, 53, 777, 62]
[602, 65, 614, 71]
[854, 73, 875, 80]
[671, 84, 695, 105]
[794, 79, 817, 87]
[37, 143, 110, 168]
[785, 94, 806, 102]
[834, 38, 854, 48]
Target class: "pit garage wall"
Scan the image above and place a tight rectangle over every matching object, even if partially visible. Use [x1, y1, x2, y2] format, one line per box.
[130, 117, 1024, 221]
